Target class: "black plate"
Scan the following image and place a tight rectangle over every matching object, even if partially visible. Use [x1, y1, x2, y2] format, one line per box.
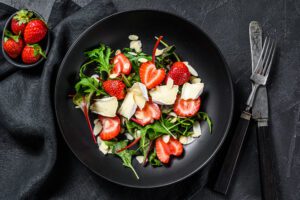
[55, 10, 234, 188]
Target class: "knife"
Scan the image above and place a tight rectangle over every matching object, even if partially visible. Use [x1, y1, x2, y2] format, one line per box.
[250, 21, 278, 200]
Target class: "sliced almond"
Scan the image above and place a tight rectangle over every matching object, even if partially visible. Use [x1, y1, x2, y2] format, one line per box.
[138, 57, 148, 63]
[155, 48, 164, 56]
[162, 135, 170, 143]
[115, 49, 121, 55]
[190, 77, 201, 84]
[130, 40, 142, 52]
[135, 156, 144, 164]
[128, 34, 139, 41]
[125, 133, 134, 140]
[128, 52, 137, 56]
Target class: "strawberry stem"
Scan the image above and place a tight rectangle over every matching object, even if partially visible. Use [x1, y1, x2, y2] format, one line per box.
[117, 137, 141, 153]
[152, 36, 163, 64]
[82, 96, 97, 143]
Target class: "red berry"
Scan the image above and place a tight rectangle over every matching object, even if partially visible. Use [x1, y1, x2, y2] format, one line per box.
[131, 101, 161, 126]
[3, 37, 24, 59]
[167, 62, 190, 85]
[168, 137, 183, 156]
[139, 61, 166, 89]
[24, 19, 48, 44]
[11, 10, 33, 35]
[155, 137, 170, 164]
[21, 44, 46, 64]
[173, 95, 201, 117]
[111, 53, 132, 76]
[99, 116, 121, 141]
[103, 80, 126, 100]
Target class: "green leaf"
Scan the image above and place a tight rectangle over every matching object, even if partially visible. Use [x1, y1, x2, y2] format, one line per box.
[155, 36, 180, 61]
[113, 141, 139, 179]
[75, 77, 106, 96]
[198, 112, 213, 133]
[84, 44, 113, 78]
[149, 150, 162, 167]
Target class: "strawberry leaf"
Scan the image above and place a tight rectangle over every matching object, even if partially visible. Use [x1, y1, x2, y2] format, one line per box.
[4, 30, 19, 42]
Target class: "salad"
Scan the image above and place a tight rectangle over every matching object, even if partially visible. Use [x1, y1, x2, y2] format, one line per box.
[71, 35, 212, 179]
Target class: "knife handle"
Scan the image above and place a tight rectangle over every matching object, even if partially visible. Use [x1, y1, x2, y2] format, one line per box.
[214, 111, 251, 194]
[257, 122, 278, 200]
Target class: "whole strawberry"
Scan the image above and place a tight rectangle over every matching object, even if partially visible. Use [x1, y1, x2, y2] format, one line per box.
[3, 30, 24, 58]
[11, 10, 33, 35]
[21, 44, 46, 64]
[103, 80, 126, 100]
[24, 19, 48, 44]
[166, 62, 190, 85]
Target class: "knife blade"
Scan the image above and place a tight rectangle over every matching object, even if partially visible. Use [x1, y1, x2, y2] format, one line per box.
[249, 21, 268, 122]
[249, 21, 278, 200]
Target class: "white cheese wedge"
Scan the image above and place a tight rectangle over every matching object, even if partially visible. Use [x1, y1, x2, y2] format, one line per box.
[93, 122, 102, 136]
[192, 121, 202, 137]
[179, 136, 195, 145]
[183, 61, 198, 76]
[118, 92, 137, 119]
[129, 82, 149, 109]
[181, 82, 204, 100]
[130, 40, 142, 52]
[149, 79, 178, 105]
[90, 97, 118, 117]
[135, 156, 144, 164]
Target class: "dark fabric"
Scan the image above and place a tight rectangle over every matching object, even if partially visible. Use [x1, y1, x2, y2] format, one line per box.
[0, 1, 211, 199]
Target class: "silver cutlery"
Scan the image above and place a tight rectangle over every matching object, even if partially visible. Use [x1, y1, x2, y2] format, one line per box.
[214, 36, 276, 194]
[251, 21, 278, 200]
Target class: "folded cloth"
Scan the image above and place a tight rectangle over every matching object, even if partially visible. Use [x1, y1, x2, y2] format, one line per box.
[0, 0, 209, 199]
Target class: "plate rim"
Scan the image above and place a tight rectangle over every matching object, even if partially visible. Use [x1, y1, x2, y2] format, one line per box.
[54, 8, 235, 188]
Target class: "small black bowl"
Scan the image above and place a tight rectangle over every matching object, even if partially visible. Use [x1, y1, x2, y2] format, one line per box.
[1, 9, 50, 68]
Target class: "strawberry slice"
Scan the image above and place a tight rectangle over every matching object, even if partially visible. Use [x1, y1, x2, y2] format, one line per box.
[168, 137, 183, 156]
[99, 116, 121, 140]
[155, 137, 170, 164]
[111, 53, 132, 76]
[166, 62, 190, 85]
[131, 101, 161, 126]
[173, 95, 201, 117]
[139, 61, 166, 89]
[103, 80, 126, 100]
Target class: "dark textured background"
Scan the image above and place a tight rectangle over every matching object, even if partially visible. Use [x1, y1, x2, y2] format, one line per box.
[1, 0, 299, 199]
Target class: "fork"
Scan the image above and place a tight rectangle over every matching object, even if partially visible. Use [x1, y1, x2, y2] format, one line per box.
[214, 37, 276, 194]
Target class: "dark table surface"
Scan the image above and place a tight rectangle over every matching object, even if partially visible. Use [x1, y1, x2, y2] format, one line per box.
[1, 0, 299, 199]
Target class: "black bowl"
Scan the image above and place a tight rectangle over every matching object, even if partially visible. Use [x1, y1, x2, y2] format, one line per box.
[55, 9, 234, 188]
[1, 9, 50, 68]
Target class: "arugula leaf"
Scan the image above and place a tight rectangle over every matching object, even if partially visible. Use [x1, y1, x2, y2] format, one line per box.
[198, 112, 213, 133]
[149, 150, 162, 167]
[85, 44, 113, 78]
[113, 140, 139, 179]
[75, 77, 106, 96]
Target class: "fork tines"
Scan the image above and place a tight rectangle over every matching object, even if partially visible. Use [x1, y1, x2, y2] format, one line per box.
[254, 37, 276, 77]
